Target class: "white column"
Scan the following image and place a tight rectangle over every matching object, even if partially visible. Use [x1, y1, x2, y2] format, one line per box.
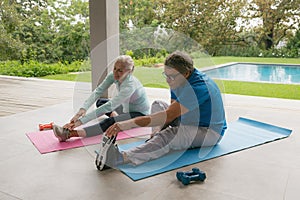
[89, 0, 119, 94]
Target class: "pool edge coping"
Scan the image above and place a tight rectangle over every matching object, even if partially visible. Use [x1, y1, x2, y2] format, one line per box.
[200, 62, 300, 72]
[199, 62, 300, 85]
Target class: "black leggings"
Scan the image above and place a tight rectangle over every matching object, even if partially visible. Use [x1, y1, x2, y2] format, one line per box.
[83, 98, 145, 137]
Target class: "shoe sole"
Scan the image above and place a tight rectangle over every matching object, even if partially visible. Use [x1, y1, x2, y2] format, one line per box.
[53, 125, 63, 142]
[95, 134, 116, 170]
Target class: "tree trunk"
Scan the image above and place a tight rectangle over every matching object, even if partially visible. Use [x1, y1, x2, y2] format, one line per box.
[263, 32, 274, 50]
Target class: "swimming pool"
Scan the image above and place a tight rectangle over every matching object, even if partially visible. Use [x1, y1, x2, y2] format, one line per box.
[204, 63, 300, 84]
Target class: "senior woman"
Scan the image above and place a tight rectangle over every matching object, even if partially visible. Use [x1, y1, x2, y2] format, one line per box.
[53, 55, 150, 142]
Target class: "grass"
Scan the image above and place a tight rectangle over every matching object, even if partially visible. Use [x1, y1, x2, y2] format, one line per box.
[42, 56, 300, 100]
[214, 80, 300, 100]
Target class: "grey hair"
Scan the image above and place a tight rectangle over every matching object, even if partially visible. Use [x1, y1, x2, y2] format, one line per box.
[115, 55, 134, 70]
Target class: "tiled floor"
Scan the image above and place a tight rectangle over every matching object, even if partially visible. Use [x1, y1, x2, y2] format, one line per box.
[0, 76, 300, 200]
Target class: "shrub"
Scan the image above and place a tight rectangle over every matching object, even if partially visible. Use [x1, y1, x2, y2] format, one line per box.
[0, 60, 91, 77]
[125, 49, 167, 67]
[134, 57, 165, 67]
[215, 45, 261, 57]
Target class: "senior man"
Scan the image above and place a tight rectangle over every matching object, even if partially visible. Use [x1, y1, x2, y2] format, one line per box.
[96, 51, 227, 170]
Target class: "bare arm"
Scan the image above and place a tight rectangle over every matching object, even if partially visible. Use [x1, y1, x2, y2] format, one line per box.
[106, 101, 189, 137]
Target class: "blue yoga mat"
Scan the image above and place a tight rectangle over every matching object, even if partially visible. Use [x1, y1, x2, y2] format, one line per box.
[118, 117, 292, 181]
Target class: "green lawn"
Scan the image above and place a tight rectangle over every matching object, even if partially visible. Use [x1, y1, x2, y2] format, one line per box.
[215, 80, 300, 100]
[42, 57, 300, 100]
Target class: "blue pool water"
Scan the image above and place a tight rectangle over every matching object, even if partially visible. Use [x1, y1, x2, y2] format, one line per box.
[204, 63, 300, 84]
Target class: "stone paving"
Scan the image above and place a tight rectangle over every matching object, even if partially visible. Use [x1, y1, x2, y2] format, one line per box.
[1, 75, 300, 200]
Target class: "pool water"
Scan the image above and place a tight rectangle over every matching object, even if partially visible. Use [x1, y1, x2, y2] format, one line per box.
[204, 63, 300, 84]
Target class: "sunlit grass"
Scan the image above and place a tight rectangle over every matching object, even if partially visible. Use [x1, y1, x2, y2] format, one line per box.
[214, 80, 300, 100]
[42, 57, 300, 100]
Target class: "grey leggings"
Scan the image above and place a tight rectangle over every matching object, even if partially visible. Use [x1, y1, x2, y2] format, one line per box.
[124, 100, 222, 165]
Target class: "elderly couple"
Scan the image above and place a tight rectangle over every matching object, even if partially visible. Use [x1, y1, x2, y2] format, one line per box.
[53, 51, 227, 170]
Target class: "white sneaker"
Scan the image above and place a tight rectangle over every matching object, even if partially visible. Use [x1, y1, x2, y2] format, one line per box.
[95, 134, 123, 170]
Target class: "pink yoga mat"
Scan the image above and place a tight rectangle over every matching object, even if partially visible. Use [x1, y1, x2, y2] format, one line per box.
[26, 127, 151, 154]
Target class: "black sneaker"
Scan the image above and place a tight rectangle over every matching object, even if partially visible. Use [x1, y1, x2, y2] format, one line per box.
[95, 134, 124, 171]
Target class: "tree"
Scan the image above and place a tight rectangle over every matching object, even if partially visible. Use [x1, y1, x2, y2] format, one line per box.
[286, 28, 300, 57]
[0, 0, 90, 62]
[242, 0, 300, 50]
[119, 0, 161, 30]
[155, 0, 247, 55]
[0, 0, 25, 60]
[49, 0, 90, 62]
[15, 0, 56, 62]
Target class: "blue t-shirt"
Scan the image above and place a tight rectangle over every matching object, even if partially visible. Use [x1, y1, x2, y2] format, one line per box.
[170, 68, 227, 135]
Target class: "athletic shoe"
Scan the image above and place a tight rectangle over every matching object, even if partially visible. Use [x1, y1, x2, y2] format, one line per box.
[53, 125, 70, 142]
[95, 134, 124, 170]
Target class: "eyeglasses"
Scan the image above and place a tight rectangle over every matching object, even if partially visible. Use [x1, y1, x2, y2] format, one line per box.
[162, 72, 181, 81]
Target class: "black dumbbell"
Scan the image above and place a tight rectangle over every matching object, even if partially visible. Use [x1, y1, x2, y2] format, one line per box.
[176, 168, 206, 185]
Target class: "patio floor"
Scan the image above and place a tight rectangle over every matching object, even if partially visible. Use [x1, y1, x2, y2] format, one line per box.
[0, 75, 300, 200]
